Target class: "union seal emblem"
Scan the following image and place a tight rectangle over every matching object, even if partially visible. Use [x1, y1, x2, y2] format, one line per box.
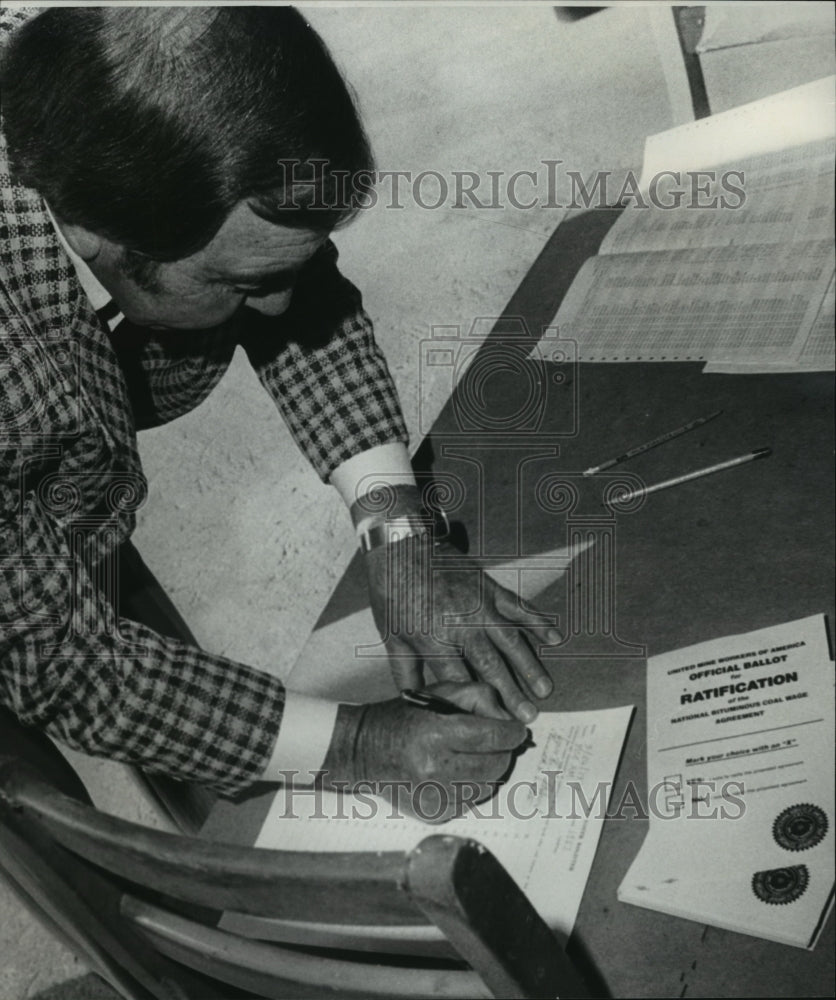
[773, 804, 828, 852]
[752, 865, 809, 905]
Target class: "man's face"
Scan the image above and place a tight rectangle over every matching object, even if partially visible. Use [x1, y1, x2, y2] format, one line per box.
[89, 202, 329, 331]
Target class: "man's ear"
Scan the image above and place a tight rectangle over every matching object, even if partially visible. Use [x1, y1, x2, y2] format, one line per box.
[58, 221, 103, 262]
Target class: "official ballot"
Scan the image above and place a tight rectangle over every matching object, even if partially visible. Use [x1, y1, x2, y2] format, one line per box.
[618, 615, 834, 948]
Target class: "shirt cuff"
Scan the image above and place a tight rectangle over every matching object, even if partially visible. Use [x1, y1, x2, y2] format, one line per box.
[329, 442, 416, 530]
[260, 691, 340, 786]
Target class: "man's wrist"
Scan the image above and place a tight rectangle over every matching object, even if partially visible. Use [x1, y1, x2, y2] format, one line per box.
[319, 702, 368, 788]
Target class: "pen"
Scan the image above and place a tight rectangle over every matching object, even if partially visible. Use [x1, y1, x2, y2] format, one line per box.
[401, 689, 466, 715]
[583, 409, 723, 476]
[400, 689, 536, 749]
[609, 447, 772, 505]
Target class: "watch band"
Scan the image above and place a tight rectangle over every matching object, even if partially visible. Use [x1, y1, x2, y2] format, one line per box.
[358, 510, 450, 554]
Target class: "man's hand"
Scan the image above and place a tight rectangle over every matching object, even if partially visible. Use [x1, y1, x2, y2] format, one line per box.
[320, 681, 526, 822]
[364, 533, 561, 724]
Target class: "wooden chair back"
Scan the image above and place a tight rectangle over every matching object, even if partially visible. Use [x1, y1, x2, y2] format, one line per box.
[0, 709, 590, 999]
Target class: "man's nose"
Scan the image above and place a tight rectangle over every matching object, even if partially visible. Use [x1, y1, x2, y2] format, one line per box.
[245, 289, 294, 317]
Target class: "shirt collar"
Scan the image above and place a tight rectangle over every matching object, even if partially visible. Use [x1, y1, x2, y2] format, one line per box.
[44, 202, 114, 313]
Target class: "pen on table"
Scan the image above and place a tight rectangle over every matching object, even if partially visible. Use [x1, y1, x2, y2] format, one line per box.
[400, 689, 536, 749]
[583, 409, 723, 476]
[608, 447, 772, 505]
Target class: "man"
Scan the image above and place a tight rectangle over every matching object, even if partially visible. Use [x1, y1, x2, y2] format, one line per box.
[0, 6, 558, 820]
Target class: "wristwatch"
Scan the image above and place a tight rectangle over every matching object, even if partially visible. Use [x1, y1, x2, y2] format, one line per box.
[358, 509, 450, 554]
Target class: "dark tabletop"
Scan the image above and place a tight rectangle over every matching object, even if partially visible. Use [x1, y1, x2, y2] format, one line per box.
[206, 209, 835, 999]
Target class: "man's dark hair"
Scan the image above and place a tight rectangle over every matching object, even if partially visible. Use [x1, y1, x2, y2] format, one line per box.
[0, 7, 375, 262]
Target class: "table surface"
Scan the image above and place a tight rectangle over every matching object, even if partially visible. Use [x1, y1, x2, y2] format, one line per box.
[204, 210, 835, 999]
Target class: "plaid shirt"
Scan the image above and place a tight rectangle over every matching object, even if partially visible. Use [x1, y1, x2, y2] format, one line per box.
[0, 8, 407, 795]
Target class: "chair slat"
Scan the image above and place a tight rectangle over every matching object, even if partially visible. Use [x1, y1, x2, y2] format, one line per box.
[2, 761, 427, 925]
[2, 748, 585, 999]
[217, 910, 455, 956]
[123, 896, 489, 1000]
[0, 812, 176, 1000]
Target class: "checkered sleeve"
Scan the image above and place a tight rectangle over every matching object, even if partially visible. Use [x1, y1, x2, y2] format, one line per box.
[123, 325, 240, 431]
[240, 241, 408, 481]
[0, 491, 287, 797]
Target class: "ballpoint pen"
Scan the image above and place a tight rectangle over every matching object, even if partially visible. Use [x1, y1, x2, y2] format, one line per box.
[583, 409, 723, 476]
[609, 447, 772, 505]
[401, 689, 536, 748]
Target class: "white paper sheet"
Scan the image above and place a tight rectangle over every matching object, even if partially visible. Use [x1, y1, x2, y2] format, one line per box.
[536, 78, 836, 372]
[549, 239, 834, 364]
[229, 705, 632, 940]
[618, 615, 835, 949]
[637, 77, 836, 185]
[697, 4, 834, 53]
[704, 270, 835, 373]
[220, 543, 629, 943]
